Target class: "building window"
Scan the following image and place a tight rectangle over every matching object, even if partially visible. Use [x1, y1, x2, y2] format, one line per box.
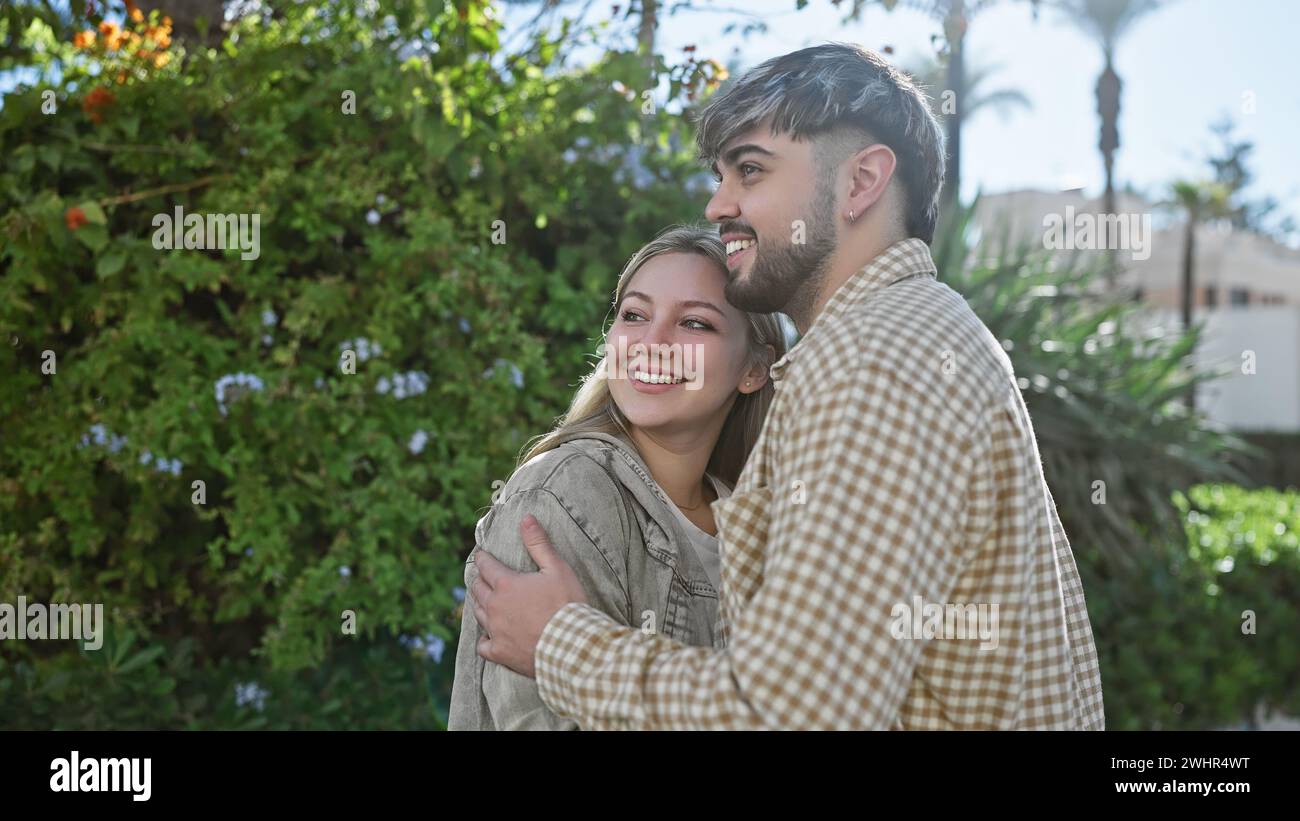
[1229, 288, 1251, 307]
[1204, 286, 1218, 307]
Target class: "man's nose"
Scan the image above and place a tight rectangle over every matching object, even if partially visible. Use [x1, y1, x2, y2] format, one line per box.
[705, 180, 738, 225]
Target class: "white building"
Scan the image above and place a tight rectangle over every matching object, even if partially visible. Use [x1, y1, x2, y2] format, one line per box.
[972, 190, 1300, 432]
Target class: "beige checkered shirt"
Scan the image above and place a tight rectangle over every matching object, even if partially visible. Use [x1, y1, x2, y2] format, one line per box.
[534, 238, 1105, 729]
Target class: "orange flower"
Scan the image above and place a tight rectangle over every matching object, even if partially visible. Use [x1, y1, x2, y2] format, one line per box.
[74, 29, 96, 49]
[81, 86, 116, 124]
[99, 20, 120, 38]
[116, 70, 128, 84]
[65, 207, 88, 231]
[153, 52, 171, 69]
[127, 0, 144, 23]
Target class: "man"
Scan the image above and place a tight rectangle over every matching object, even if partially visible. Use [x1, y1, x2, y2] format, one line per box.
[469, 42, 1105, 730]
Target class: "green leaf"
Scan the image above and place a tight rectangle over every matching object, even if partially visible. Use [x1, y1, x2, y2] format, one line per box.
[78, 201, 107, 225]
[38, 145, 61, 172]
[74, 223, 108, 251]
[95, 251, 126, 279]
[116, 646, 165, 676]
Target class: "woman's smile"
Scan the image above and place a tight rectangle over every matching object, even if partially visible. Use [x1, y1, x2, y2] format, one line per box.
[629, 368, 686, 394]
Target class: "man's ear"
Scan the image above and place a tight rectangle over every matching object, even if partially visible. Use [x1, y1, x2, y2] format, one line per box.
[845, 143, 897, 222]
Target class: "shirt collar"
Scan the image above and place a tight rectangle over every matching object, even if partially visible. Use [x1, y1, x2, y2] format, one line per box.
[769, 237, 937, 383]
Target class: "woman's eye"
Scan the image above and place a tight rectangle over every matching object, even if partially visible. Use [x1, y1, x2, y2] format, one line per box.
[683, 318, 714, 331]
[620, 310, 644, 322]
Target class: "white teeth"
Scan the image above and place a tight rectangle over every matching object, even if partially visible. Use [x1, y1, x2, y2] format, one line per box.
[633, 371, 681, 385]
[726, 238, 755, 255]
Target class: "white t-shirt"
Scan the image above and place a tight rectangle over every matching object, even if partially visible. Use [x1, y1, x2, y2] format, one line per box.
[658, 474, 731, 591]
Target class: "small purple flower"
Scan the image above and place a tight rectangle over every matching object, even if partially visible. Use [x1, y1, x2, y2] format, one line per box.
[339, 338, 380, 362]
[399, 632, 446, 663]
[234, 681, 269, 711]
[378, 371, 428, 400]
[339, 565, 351, 578]
[408, 429, 429, 455]
[215, 372, 265, 415]
[424, 635, 445, 664]
[483, 358, 524, 389]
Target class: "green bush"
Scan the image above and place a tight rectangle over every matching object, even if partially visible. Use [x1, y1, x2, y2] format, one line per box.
[1, 0, 715, 727]
[2, 0, 1287, 730]
[1084, 484, 1300, 729]
[932, 203, 1296, 729]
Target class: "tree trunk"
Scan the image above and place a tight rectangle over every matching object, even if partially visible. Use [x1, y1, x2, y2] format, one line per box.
[940, 3, 965, 213]
[138, 0, 226, 47]
[1181, 213, 1197, 412]
[1097, 55, 1122, 290]
[639, 0, 658, 78]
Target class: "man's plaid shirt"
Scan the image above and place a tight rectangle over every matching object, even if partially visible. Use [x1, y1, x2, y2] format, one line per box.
[533, 238, 1106, 730]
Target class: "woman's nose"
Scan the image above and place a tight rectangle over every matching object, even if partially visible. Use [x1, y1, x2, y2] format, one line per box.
[619, 321, 679, 364]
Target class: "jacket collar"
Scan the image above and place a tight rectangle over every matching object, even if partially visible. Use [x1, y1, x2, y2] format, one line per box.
[553, 431, 720, 582]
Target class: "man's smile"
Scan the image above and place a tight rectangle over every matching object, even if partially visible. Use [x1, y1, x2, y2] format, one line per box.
[722, 232, 756, 269]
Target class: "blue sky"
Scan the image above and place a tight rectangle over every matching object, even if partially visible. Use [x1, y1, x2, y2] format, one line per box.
[6, 1, 1294, 230]
[504, 0, 1299, 232]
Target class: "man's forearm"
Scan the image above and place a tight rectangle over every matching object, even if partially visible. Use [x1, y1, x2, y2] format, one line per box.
[533, 602, 769, 730]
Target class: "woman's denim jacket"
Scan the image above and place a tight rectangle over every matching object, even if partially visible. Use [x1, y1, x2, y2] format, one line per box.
[449, 431, 725, 730]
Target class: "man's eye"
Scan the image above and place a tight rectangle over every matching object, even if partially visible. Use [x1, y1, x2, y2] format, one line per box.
[740, 163, 761, 178]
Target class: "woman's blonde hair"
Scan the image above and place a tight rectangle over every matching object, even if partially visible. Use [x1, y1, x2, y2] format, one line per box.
[519, 224, 788, 487]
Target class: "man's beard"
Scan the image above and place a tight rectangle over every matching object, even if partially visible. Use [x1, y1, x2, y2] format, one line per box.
[724, 184, 837, 321]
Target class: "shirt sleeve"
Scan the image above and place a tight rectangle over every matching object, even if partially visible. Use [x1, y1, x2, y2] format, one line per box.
[534, 365, 973, 729]
[1044, 485, 1106, 730]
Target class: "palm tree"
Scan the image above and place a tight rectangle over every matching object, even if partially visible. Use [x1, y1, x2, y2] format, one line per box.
[1167, 179, 1230, 410]
[880, 1, 1004, 210]
[933, 196, 1244, 567]
[905, 54, 1033, 126]
[1054, 0, 1163, 220]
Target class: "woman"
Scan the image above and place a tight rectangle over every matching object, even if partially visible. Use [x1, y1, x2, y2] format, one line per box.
[449, 225, 787, 730]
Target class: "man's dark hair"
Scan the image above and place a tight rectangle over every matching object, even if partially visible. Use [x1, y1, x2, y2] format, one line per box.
[695, 42, 947, 243]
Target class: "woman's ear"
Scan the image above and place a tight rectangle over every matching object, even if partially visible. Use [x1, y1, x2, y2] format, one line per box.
[739, 344, 776, 395]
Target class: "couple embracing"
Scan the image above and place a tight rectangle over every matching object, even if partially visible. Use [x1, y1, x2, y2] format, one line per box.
[449, 42, 1104, 731]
